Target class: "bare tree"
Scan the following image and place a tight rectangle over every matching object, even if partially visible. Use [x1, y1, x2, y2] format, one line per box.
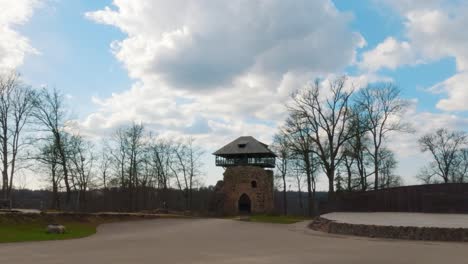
[378, 148, 401, 188]
[340, 153, 355, 191]
[148, 138, 172, 191]
[98, 142, 112, 189]
[121, 123, 146, 210]
[68, 134, 95, 210]
[419, 128, 467, 183]
[289, 77, 354, 197]
[35, 138, 62, 210]
[272, 133, 291, 215]
[170, 137, 204, 211]
[335, 170, 345, 192]
[126, 123, 145, 210]
[185, 138, 204, 210]
[281, 111, 317, 216]
[146, 137, 174, 209]
[110, 127, 128, 189]
[290, 158, 305, 213]
[0, 72, 35, 199]
[32, 88, 73, 203]
[356, 83, 409, 190]
[340, 109, 373, 191]
[454, 149, 468, 183]
[108, 123, 153, 211]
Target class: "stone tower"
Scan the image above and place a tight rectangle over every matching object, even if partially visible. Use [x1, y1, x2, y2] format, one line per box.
[213, 136, 276, 215]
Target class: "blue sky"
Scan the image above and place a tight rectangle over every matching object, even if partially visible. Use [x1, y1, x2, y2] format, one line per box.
[3, 0, 468, 189]
[335, 0, 458, 114]
[17, 0, 131, 117]
[18, 0, 459, 115]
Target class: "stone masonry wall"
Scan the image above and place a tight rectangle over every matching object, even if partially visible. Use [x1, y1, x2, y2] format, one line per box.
[222, 166, 274, 215]
[309, 217, 468, 242]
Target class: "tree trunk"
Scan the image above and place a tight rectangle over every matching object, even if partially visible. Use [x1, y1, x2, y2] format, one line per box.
[327, 167, 335, 211]
[346, 165, 352, 191]
[312, 179, 316, 216]
[7, 155, 15, 198]
[282, 174, 287, 215]
[51, 164, 60, 210]
[327, 167, 335, 194]
[57, 136, 71, 203]
[304, 153, 313, 217]
[2, 126, 8, 199]
[298, 190, 304, 212]
[297, 178, 304, 215]
[1, 171, 7, 199]
[374, 149, 379, 190]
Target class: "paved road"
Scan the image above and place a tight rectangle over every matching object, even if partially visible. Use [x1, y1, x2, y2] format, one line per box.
[0, 219, 466, 263]
[322, 212, 468, 228]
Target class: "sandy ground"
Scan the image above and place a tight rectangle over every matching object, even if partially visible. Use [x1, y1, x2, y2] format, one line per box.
[0, 218, 467, 264]
[322, 212, 468, 228]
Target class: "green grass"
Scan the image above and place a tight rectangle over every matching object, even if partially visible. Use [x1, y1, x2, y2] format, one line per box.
[0, 212, 188, 243]
[0, 221, 98, 243]
[248, 214, 312, 224]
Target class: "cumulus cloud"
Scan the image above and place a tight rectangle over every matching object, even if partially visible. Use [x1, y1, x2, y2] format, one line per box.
[83, 0, 365, 144]
[84, 1, 468, 186]
[86, 0, 363, 91]
[0, 0, 41, 71]
[376, 0, 448, 13]
[362, 1, 468, 111]
[359, 37, 418, 71]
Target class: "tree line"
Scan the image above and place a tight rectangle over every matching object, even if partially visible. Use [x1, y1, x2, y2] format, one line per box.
[0, 72, 204, 211]
[273, 76, 468, 216]
[272, 77, 409, 216]
[2, 72, 467, 215]
[418, 128, 468, 184]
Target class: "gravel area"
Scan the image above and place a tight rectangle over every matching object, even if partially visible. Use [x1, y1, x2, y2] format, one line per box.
[322, 212, 468, 228]
[0, 218, 467, 263]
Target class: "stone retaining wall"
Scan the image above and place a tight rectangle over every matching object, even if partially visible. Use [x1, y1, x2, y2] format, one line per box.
[309, 217, 468, 242]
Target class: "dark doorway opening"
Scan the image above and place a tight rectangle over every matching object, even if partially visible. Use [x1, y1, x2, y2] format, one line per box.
[238, 193, 251, 214]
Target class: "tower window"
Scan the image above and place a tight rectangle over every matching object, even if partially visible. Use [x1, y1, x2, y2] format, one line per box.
[251, 181, 257, 188]
[238, 143, 246, 148]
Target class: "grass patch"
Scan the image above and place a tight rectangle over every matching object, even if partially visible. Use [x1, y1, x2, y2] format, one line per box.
[0, 222, 97, 243]
[0, 212, 174, 243]
[249, 214, 312, 224]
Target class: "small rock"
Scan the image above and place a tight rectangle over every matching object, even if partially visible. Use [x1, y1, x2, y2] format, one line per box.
[47, 224, 66, 234]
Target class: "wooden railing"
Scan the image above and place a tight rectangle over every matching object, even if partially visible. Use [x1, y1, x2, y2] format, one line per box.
[215, 156, 275, 168]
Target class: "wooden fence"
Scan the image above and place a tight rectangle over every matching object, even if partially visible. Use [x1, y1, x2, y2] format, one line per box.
[334, 183, 468, 213]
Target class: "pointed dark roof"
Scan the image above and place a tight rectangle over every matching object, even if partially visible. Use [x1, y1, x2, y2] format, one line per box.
[213, 136, 276, 157]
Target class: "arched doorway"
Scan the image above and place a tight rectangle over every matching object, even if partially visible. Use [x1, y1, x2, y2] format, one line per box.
[238, 193, 251, 214]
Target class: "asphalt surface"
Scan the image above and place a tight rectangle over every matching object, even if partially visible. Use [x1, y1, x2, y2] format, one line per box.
[0, 218, 467, 263]
[322, 212, 468, 228]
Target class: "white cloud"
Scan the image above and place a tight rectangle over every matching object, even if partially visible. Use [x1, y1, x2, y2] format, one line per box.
[83, 1, 364, 140]
[0, 0, 41, 72]
[389, 100, 468, 157]
[85, 1, 468, 186]
[82, 1, 369, 186]
[86, 0, 363, 91]
[376, 0, 448, 13]
[359, 37, 418, 71]
[382, 100, 468, 185]
[431, 72, 468, 111]
[363, 1, 468, 111]
[358, 0, 468, 181]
